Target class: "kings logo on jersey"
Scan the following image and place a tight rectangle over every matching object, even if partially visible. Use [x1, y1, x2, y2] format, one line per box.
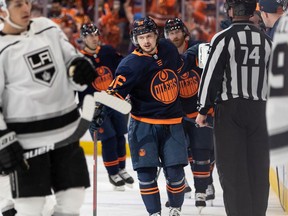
[24, 46, 57, 87]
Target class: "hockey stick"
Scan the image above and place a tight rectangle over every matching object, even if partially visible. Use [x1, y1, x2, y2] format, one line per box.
[93, 131, 98, 216]
[155, 167, 162, 181]
[183, 116, 213, 129]
[24, 95, 95, 159]
[94, 91, 131, 115]
[276, 166, 285, 211]
[24, 92, 132, 160]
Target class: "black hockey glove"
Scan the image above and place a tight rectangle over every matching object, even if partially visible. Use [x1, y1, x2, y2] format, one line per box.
[90, 104, 106, 132]
[69, 57, 96, 85]
[0, 130, 29, 175]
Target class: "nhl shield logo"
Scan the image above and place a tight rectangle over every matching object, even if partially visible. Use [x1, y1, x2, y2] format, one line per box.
[24, 46, 57, 87]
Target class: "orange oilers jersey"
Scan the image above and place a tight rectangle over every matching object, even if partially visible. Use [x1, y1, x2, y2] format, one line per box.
[108, 39, 185, 123]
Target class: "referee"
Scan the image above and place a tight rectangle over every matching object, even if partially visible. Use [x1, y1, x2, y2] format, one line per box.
[196, 0, 272, 216]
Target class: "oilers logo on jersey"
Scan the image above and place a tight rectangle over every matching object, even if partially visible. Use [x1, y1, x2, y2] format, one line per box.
[92, 66, 113, 91]
[179, 69, 200, 98]
[24, 46, 57, 87]
[151, 69, 179, 104]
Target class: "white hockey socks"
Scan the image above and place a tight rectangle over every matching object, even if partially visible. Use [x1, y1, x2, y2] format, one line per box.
[14, 197, 46, 216]
[53, 187, 85, 216]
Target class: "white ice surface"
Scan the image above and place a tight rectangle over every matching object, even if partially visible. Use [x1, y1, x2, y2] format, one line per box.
[78, 156, 286, 216]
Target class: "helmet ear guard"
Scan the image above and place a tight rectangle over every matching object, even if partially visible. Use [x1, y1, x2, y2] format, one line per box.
[130, 32, 138, 46]
[0, 0, 7, 19]
[0, 0, 27, 29]
[0, 0, 7, 10]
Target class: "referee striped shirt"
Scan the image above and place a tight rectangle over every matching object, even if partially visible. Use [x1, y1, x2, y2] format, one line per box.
[198, 21, 272, 115]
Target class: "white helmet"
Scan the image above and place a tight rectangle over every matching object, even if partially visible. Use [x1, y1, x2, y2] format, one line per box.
[0, 0, 7, 9]
[0, 0, 26, 29]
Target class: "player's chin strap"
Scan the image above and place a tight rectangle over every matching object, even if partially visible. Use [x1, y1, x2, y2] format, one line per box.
[1, 8, 25, 29]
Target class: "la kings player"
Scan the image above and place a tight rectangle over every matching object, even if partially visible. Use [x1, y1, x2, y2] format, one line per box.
[0, 13, 15, 216]
[0, 0, 96, 215]
[267, 6, 288, 164]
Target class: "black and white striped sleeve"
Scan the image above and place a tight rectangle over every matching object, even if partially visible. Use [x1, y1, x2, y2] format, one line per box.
[198, 30, 228, 115]
[198, 24, 272, 115]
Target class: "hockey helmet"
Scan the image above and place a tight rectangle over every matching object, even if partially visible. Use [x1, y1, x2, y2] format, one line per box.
[1, 0, 33, 9]
[0, 0, 7, 9]
[130, 17, 158, 46]
[80, 23, 100, 37]
[164, 17, 190, 39]
[224, 0, 256, 16]
[0, 0, 28, 29]
[276, 0, 288, 11]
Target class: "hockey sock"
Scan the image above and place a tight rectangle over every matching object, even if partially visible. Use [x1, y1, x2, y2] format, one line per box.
[209, 149, 215, 185]
[137, 167, 161, 214]
[117, 135, 126, 169]
[187, 147, 193, 165]
[14, 197, 46, 216]
[102, 137, 119, 175]
[54, 187, 85, 215]
[191, 149, 210, 193]
[164, 165, 185, 208]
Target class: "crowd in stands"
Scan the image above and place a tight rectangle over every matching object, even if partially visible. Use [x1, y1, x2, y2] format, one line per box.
[27, 0, 273, 56]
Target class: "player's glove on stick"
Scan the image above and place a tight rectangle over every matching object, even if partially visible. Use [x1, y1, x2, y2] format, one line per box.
[69, 57, 96, 85]
[90, 103, 106, 131]
[0, 130, 29, 175]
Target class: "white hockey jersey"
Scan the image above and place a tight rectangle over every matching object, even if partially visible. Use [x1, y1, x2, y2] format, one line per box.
[266, 11, 288, 164]
[0, 17, 84, 149]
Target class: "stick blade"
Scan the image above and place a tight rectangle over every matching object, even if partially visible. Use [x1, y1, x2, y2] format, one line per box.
[82, 94, 96, 121]
[94, 91, 131, 115]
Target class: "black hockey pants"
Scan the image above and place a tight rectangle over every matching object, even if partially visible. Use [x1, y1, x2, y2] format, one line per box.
[214, 99, 270, 216]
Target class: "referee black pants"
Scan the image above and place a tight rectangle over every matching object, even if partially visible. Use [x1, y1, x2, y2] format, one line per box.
[214, 98, 270, 216]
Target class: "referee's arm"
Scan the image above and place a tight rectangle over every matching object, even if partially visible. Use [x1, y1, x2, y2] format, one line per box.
[198, 33, 227, 115]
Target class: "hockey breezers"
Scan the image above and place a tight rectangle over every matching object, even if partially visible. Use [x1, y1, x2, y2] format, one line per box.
[24, 93, 132, 159]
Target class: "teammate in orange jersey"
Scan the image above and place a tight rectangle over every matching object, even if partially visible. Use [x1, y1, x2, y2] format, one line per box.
[106, 17, 189, 216]
[78, 23, 134, 191]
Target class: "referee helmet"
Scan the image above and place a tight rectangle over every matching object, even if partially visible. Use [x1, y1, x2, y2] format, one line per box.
[224, 0, 257, 16]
